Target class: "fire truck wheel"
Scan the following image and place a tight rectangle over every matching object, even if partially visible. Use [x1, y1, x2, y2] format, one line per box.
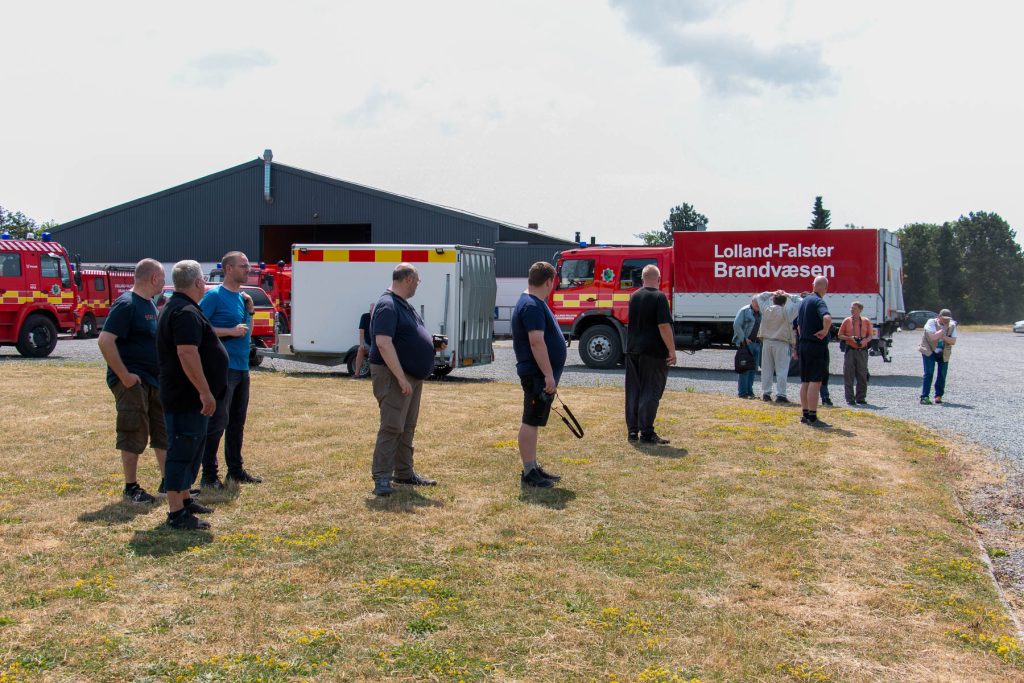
[579, 325, 623, 370]
[16, 314, 59, 358]
[76, 313, 97, 339]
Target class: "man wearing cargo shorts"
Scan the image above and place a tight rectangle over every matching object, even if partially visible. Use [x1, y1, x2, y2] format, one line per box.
[368, 263, 438, 497]
[97, 258, 167, 504]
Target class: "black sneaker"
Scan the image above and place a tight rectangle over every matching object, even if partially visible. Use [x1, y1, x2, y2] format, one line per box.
[639, 433, 671, 445]
[124, 485, 156, 504]
[856, 400, 868, 405]
[536, 466, 561, 482]
[521, 468, 555, 488]
[373, 478, 393, 497]
[775, 396, 790, 404]
[393, 472, 437, 486]
[157, 478, 200, 496]
[800, 415, 810, 424]
[762, 394, 772, 402]
[184, 499, 213, 515]
[627, 432, 639, 442]
[201, 478, 225, 491]
[167, 510, 210, 530]
[821, 398, 834, 407]
[226, 470, 263, 485]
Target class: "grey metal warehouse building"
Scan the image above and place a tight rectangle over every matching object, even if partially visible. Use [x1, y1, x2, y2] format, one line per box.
[52, 150, 575, 277]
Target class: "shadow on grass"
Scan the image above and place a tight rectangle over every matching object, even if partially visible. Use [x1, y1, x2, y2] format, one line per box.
[78, 501, 158, 525]
[632, 443, 689, 458]
[128, 525, 213, 557]
[364, 489, 444, 513]
[519, 486, 576, 510]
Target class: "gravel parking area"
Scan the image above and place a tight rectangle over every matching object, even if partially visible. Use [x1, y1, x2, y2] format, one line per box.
[3, 329, 1020, 463]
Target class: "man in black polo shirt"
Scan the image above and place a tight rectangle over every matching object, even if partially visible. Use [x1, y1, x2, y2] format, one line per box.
[97, 258, 167, 504]
[368, 263, 437, 497]
[157, 260, 228, 529]
[795, 276, 832, 427]
[624, 264, 676, 444]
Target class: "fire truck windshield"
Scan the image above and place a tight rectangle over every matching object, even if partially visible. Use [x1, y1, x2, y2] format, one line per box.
[558, 258, 595, 290]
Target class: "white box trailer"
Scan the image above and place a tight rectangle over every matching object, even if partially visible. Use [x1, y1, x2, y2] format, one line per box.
[262, 244, 496, 376]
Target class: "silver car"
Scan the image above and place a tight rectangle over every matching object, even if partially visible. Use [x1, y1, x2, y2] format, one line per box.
[1014, 320, 1024, 334]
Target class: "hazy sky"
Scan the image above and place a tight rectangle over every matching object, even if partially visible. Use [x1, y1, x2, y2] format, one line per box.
[2, 1, 1021, 244]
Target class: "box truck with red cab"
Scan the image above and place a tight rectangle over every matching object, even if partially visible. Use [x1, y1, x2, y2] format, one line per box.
[550, 228, 904, 369]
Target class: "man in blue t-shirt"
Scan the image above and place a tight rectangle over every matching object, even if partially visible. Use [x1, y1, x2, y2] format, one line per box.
[795, 276, 832, 427]
[368, 263, 438, 497]
[97, 258, 167, 503]
[511, 261, 567, 489]
[198, 251, 262, 488]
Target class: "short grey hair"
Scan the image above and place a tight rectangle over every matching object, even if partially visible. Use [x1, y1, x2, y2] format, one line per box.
[172, 260, 204, 291]
[641, 264, 660, 281]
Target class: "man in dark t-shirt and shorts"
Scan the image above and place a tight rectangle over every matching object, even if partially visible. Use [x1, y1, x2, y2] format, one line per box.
[97, 258, 167, 504]
[624, 264, 676, 444]
[511, 262, 567, 488]
[795, 276, 832, 427]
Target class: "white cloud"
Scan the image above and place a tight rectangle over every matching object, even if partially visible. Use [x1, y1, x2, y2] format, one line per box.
[173, 48, 276, 88]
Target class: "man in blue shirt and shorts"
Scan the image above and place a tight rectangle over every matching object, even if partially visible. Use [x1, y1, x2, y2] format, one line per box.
[199, 251, 262, 488]
[512, 262, 567, 488]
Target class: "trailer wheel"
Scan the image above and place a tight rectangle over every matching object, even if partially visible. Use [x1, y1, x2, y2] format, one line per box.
[431, 365, 454, 378]
[76, 313, 97, 339]
[16, 314, 59, 358]
[249, 347, 264, 367]
[579, 325, 622, 369]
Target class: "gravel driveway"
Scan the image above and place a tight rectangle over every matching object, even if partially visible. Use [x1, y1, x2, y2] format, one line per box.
[3, 329, 1020, 463]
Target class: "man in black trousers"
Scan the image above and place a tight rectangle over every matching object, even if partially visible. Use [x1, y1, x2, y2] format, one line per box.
[624, 264, 676, 444]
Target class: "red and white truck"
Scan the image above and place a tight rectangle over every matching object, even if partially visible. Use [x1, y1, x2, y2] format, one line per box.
[73, 266, 135, 338]
[549, 229, 905, 368]
[0, 236, 81, 357]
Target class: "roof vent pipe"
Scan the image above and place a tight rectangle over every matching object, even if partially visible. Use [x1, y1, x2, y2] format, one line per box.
[263, 149, 274, 204]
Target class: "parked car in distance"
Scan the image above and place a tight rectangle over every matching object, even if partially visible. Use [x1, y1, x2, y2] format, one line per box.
[902, 310, 938, 330]
[1014, 319, 1024, 334]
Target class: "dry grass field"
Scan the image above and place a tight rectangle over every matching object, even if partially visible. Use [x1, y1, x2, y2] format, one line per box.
[0, 364, 1021, 682]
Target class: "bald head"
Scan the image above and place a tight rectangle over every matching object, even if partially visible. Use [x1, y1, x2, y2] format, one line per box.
[641, 264, 660, 286]
[813, 276, 829, 295]
[132, 258, 165, 298]
[391, 262, 420, 298]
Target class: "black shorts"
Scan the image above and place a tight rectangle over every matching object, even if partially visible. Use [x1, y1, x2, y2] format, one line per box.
[798, 341, 828, 383]
[520, 374, 553, 427]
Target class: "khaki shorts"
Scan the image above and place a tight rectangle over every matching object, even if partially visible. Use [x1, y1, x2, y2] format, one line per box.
[110, 380, 168, 454]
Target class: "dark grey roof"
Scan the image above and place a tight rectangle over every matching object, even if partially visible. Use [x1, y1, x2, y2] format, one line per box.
[55, 158, 574, 246]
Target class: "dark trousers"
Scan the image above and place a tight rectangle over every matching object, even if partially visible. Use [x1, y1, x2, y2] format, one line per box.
[164, 411, 210, 492]
[201, 369, 250, 480]
[370, 364, 424, 481]
[843, 348, 869, 402]
[624, 353, 669, 437]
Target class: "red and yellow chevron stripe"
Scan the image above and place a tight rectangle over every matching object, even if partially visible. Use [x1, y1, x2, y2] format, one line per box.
[551, 292, 631, 309]
[0, 290, 77, 306]
[294, 248, 457, 263]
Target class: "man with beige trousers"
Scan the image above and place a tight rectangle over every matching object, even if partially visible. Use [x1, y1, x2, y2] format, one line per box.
[756, 289, 802, 403]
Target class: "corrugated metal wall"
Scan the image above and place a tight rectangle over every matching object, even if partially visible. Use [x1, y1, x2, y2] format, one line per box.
[53, 160, 575, 267]
[494, 243, 566, 277]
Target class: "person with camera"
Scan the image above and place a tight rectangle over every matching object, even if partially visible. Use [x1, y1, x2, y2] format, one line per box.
[368, 263, 438, 497]
[838, 301, 874, 405]
[919, 308, 958, 405]
[512, 262, 567, 488]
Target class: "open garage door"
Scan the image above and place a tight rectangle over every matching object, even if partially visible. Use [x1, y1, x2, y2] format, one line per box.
[260, 224, 371, 264]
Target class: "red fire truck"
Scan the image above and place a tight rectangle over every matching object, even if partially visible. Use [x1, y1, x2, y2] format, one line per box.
[0, 236, 81, 357]
[550, 229, 905, 369]
[73, 266, 135, 338]
[209, 260, 292, 333]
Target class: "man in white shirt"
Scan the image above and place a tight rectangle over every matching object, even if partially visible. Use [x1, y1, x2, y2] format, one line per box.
[920, 308, 958, 404]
